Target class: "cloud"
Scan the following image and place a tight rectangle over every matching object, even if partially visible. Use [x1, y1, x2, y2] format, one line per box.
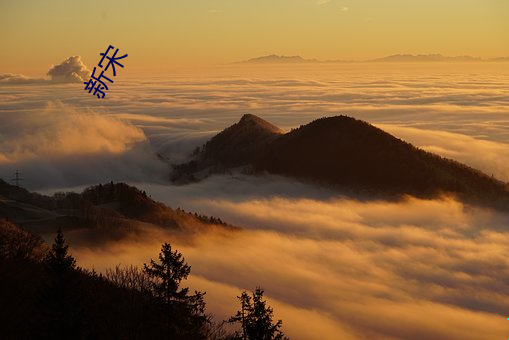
[0, 101, 169, 188]
[2, 63, 509, 189]
[4, 61, 502, 338]
[0, 73, 45, 84]
[341, 6, 349, 12]
[1, 57, 506, 339]
[67, 176, 509, 340]
[47, 55, 90, 83]
[0, 56, 90, 84]
[0, 101, 144, 162]
[377, 124, 509, 181]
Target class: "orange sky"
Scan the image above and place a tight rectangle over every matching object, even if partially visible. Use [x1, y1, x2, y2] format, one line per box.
[1, 0, 508, 75]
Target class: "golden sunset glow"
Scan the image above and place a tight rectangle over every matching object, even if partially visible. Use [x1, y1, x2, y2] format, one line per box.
[1, 0, 508, 74]
[2, 1, 509, 339]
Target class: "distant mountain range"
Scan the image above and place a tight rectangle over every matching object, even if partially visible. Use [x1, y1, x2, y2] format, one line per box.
[239, 55, 320, 64]
[238, 54, 508, 64]
[173, 114, 509, 210]
[371, 54, 482, 62]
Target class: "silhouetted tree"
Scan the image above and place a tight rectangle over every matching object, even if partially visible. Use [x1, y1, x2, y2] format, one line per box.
[229, 288, 288, 340]
[144, 242, 208, 339]
[39, 228, 84, 339]
[105, 264, 152, 292]
[45, 228, 76, 273]
[1, 224, 217, 339]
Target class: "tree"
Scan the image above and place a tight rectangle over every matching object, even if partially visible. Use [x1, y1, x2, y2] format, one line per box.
[40, 228, 84, 339]
[229, 288, 288, 340]
[144, 242, 208, 339]
[0, 220, 44, 260]
[105, 264, 152, 292]
[45, 228, 76, 274]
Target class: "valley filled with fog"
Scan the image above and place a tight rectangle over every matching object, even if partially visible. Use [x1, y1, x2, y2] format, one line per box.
[1, 63, 509, 339]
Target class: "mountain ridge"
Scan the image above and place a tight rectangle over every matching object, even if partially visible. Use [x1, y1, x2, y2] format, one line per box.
[237, 54, 509, 64]
[239, 54, 320, 64]
[172, 114, 283, 181]
[0, 180, 235, 238]
[173, 114, 509, 210]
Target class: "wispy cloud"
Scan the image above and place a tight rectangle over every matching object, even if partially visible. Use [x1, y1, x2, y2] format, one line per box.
[0, 73, 45, 83]
[2, 61, 507, 339]
[377, 124, 509, 181]
[71, 178, 509, 340]
[0, 101, 168, 188]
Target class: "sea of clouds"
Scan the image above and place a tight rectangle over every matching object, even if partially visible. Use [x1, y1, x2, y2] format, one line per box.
[2, 59, 509, 339]
[1, 61, 508, 187]
[71, 175, 509, 339]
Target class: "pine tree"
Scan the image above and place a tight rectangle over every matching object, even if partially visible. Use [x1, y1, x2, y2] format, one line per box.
[40, 228, 84, 340]
[45, 228, 76, 275]
[230, 291, 251, 340]
[229, 288, 288, 340]
[144, 242, 207, 339]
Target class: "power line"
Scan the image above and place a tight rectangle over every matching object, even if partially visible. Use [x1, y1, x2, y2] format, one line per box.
[11, 170, 23, 187]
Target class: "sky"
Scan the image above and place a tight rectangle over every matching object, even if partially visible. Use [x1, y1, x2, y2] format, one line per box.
[1, 0, 508, 74]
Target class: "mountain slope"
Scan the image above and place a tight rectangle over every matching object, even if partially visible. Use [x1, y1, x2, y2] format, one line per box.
[174, 114, 509, 209]
[203, 113, 282, 166]
[172, 114, 283, 181]
[256, 116, 508, 202]
[0, 180, 234, 236]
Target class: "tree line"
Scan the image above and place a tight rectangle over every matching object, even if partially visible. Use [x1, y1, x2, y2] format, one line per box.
[0, 223, 288, 340]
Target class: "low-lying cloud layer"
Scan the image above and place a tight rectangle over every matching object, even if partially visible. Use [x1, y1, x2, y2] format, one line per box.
[0, 101, 168, 188]
[69, 177, 509, 340]
[2, 63, 509, 338]
[378, 124, 509, 181]
[0, 73, 45, 83]
[3, 63, 508, 188]
[0, 101, 144, 161]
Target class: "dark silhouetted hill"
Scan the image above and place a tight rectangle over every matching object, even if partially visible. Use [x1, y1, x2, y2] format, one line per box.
[172, 114, 282, 181]
[0, 180, 235, 237]
[0, 221, 212, 339]
[202, 113, 282, 166]
[174, 115, 509, 209]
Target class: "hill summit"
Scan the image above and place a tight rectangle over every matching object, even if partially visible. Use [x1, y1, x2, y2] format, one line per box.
[172, 114, 282, 180]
